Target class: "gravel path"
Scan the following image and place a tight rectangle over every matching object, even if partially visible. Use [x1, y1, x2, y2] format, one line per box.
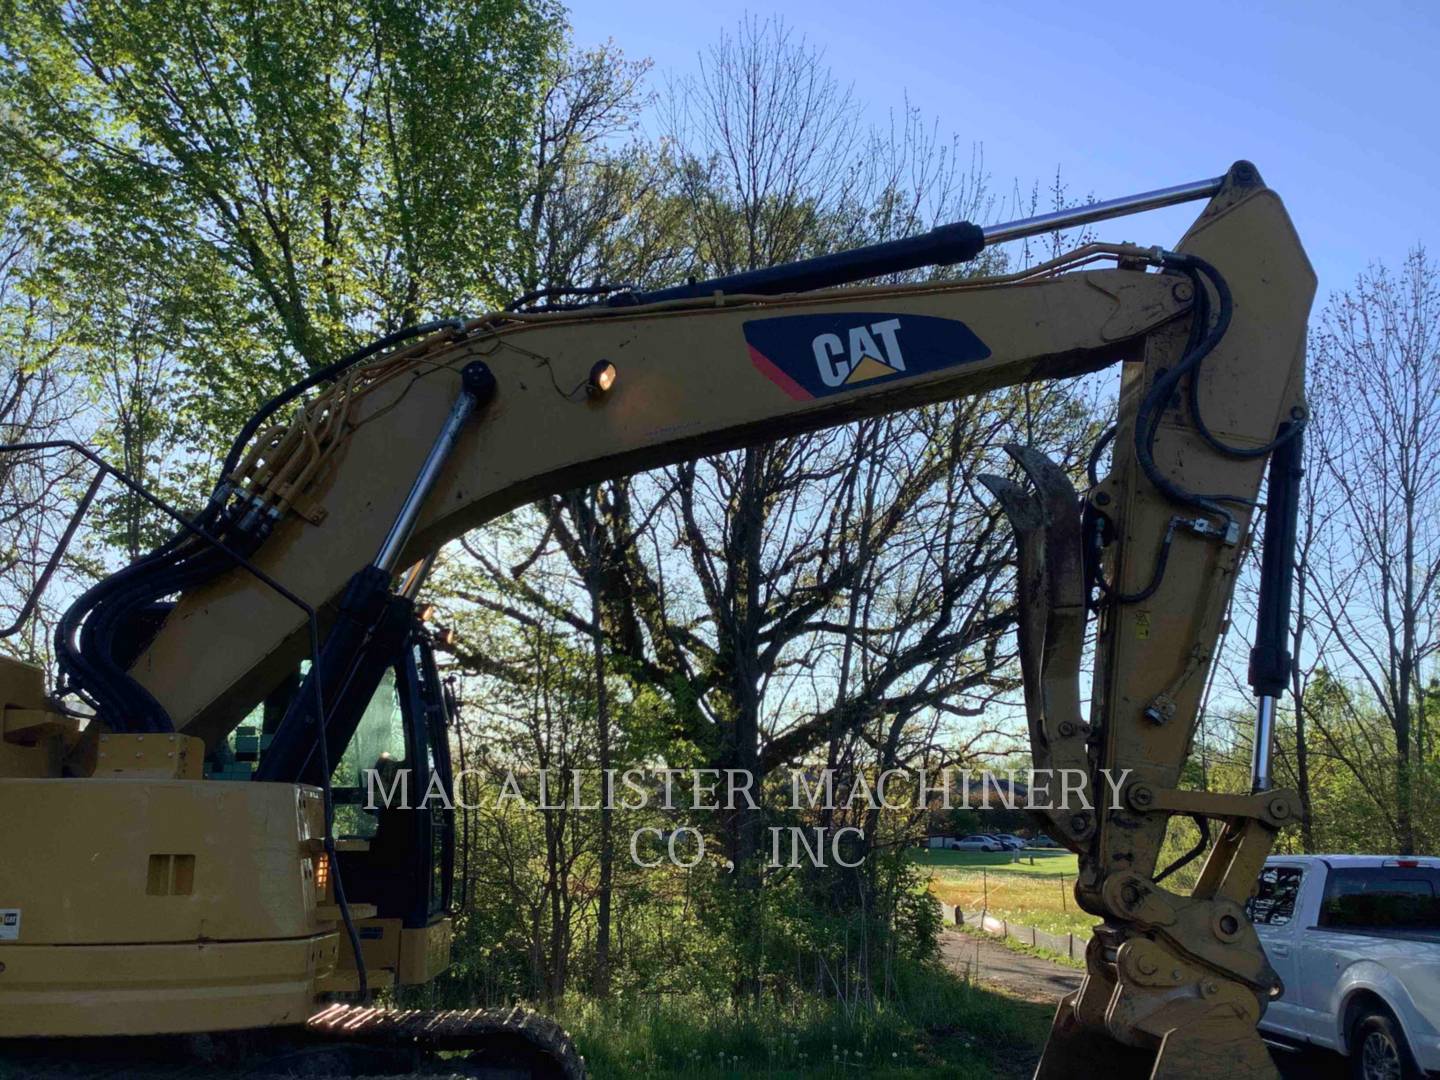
[939, 928, 1082, 1004]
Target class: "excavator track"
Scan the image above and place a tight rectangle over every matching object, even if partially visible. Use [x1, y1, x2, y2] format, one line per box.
[306, 1004, 586, 1079]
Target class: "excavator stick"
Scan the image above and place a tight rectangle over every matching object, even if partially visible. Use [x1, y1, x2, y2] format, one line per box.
[987, 164, 1313, 1078]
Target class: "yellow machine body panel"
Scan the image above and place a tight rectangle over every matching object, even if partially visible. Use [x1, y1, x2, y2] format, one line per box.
[0, 778, 327, 944]
[0, 655, 76, 779]
[0, 937, 335, 1037]
[324, 915, 453, 987]
[0, 759, 344, 1036]
[0, 654, 452, 1037]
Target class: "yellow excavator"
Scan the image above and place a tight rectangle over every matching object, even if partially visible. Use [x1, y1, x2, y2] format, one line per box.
[0, 160, 1311, 1078]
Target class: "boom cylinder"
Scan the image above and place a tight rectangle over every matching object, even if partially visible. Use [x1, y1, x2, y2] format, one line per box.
[256, 361, 496, 785]
[618, 172, 1226, 305]
[374, 362, 497, 573]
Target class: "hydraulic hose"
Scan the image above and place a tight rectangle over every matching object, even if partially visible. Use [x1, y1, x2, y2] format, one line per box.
[207, 319, 466, 527]
[57, 319, 466, 731]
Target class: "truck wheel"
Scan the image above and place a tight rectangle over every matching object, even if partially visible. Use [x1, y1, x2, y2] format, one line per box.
[1350, 1010, 1419, 1080]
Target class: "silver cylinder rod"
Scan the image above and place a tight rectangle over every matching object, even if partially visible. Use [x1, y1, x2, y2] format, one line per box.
[398, 550, 440, 600]
[1251, 694, 1278, 792]
[981, 175, 1225, 247]
[624, 168, 1239, 307]
[373, 362, 495, 575]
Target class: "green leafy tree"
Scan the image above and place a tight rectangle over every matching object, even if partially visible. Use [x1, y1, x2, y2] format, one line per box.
[437, 17, 1105, 1003]
[1, 0, 562, 449]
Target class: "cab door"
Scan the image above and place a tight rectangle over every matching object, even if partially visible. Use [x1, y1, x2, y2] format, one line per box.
[327, 629, 454, 929]
[399, 634, 455, 924]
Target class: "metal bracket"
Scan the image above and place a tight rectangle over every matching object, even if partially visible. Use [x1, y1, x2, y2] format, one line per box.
[1124, 782, 1300, 830]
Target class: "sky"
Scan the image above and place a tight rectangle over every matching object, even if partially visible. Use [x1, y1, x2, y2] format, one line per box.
[567, 0, 1440, 304]
[567, 0, 1440, 743]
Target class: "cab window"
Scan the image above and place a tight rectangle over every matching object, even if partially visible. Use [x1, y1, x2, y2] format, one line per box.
[331, 668, 407, 839]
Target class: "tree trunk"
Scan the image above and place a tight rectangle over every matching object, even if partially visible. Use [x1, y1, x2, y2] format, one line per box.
[727, 446, 766, 999]
[1394, 699, 1415, 854]
[1291, 520, 1315, 852]
[588, 566, 614, 996]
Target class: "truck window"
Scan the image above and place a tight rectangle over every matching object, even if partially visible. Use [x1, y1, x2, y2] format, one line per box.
[1247, 866, 1304, 926]
[1319, 868, 1440, 932]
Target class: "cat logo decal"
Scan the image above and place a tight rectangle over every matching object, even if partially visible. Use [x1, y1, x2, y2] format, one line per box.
[743, 313, 991, 400]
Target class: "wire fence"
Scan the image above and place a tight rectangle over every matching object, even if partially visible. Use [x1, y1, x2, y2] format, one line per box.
[936, 900, 1086, 963]
[926, 867, 1098, 938]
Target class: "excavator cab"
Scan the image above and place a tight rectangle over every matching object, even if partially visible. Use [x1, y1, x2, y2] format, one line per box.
[204, 620, 458, 992]
[326, 631, 457, 974]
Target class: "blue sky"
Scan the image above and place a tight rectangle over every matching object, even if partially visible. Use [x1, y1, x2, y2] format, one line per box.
[567, 0, 1439, 304]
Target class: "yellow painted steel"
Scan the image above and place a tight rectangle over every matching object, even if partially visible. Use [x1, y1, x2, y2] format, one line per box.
[0, 779, 327, 944]
[398, 918, 453, 985]
[131, 254, 1188, 744]
[0, 937, 337, 1037]
[0, 772, 338, 1036]
[324, 915, 452, 985]
[0, 656, 74, 779]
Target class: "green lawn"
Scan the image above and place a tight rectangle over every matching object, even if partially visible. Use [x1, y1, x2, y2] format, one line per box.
[910, 848, 1098, 939]
[909, 849, 1078, 876]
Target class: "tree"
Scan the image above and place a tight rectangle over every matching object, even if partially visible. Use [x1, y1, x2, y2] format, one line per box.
[435, 17, 1100, 998]
[459, 608, 600, 1003]
[1, 0, 563, 449]
[0, 193, 89, 664]
[495, 39, 683, 996]
[1303, 248, 1440, 854]
[73, 257, 195, 559]
[505, 41, 684, 301]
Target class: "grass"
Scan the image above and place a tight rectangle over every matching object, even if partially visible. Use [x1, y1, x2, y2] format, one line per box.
[909, 849, 1078, 876]
[910, 848, 1099, 939]
[556, 963, 1053, 1079]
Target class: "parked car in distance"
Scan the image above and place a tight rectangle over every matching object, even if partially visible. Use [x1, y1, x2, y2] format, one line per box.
[949, 835, 1005, 852]
[989, 834, 1027, 850]
[1028, 834, 1058, 848]
[1250, 854, 1440, 1079]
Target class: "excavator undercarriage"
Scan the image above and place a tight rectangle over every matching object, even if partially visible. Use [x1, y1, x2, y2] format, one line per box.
[0, 160, 1312, 1078]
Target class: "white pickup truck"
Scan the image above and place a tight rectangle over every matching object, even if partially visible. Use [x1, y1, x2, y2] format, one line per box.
[1249, 854, 1440, 1079]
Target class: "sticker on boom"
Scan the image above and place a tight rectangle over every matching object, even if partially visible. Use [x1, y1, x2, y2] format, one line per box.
[743, 312, 991, 401]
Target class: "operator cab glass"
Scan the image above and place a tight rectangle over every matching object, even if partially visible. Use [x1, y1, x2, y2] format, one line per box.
[330, 668, 406, 840]
[329, 633, 455, 927]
